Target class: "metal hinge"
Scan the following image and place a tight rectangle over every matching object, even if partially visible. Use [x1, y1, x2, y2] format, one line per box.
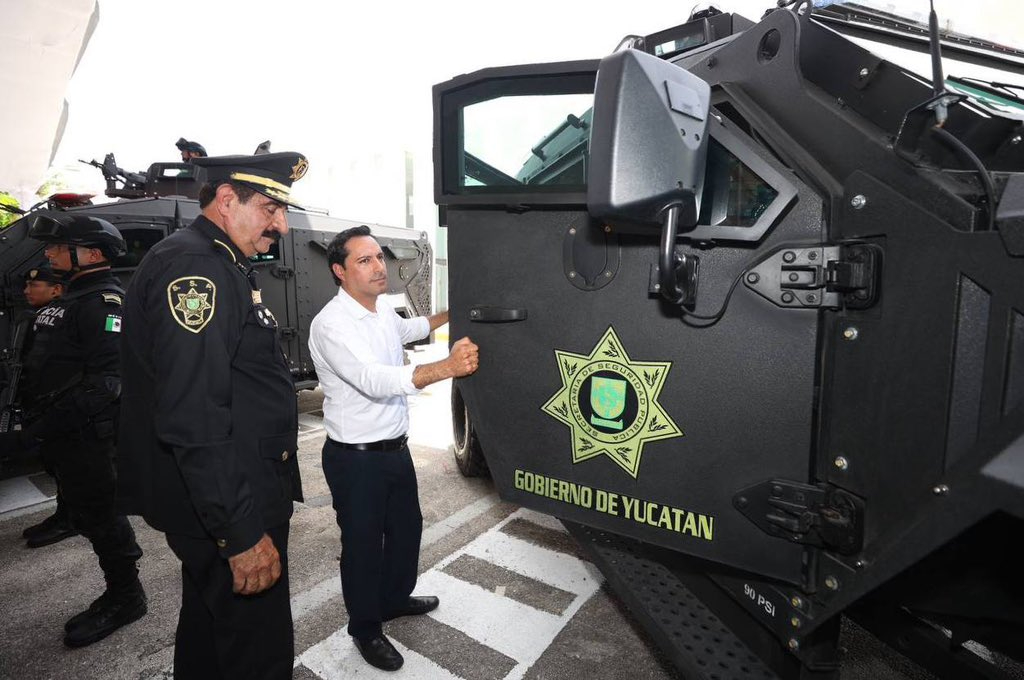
[279, 327, 298, 340]
[271, 265, 295, 279]
[733, 479, 864, 555]
[743, 244, 881, 310]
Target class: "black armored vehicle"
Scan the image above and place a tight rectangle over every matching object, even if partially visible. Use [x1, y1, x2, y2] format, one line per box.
[435, 2, 1023, 678]
[1, 153, 432, 444]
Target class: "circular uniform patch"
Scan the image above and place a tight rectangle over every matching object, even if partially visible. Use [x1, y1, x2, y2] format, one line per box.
[167, 276, 216, 333]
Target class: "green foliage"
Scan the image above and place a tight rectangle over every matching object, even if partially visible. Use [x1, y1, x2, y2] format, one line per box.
[0, 192, 21, 229]
[36, 175, 69, 199]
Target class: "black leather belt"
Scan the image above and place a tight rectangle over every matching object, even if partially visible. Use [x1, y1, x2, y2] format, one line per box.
[332, 435, 408, 452]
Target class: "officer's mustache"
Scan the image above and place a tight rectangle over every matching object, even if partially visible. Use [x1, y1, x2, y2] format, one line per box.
[261, 230, 281, 241]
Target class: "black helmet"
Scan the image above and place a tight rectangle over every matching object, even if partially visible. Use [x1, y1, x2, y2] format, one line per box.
[29, 214, 126, 259]
[176, 137, 207, 156]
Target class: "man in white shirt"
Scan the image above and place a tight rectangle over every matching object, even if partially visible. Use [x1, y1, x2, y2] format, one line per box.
[308, 226, 479, 672]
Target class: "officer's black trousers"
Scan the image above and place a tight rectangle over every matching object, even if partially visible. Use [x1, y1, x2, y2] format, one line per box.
[165, 523, 293, 680]
[322, 440, 423, 640]
[43, 433, 142, 591]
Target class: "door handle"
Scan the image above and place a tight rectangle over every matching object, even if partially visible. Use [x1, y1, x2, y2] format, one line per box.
[468, 306, 527, 323]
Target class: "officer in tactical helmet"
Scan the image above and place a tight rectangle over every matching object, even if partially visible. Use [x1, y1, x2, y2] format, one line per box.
[16, 264, 79, 548]
[3, 214, 147, 647]
[176, 137, 208, 162]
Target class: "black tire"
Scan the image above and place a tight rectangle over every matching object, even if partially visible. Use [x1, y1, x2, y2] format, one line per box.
[451, 384, 489, 478]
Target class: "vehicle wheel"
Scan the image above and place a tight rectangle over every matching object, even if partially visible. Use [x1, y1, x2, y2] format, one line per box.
[451, 384, 489, 478]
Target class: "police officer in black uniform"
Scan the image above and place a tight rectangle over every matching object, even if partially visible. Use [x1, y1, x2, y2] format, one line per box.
[118, 152, 306, 680]
[1, 215, 147, 647]
[17, 264, 79, 548]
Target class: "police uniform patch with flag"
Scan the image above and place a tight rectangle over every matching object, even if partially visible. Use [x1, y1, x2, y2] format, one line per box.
[168, 276, 216, 333]
[104, 315, 122, 333]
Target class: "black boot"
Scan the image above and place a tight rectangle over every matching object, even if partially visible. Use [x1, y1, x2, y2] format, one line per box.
[24, 514, 78, 548]
[63, 580, 147, 648]
[23, 500, 77, 546]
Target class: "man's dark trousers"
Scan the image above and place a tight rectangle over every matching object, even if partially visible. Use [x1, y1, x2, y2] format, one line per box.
[165, 523, 293, 680]
[322, 440, 423, 640]
[44, 433, 142, 588]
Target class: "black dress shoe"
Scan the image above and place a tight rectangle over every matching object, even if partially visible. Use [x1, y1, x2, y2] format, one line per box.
[25, 521, 78, 548]
[64, 586, 147, 648]
[353, 634, 403, 671]
[385, 595, 439, 621]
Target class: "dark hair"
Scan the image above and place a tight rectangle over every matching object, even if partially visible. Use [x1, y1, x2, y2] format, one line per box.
[327, 225, 372, 285]
[198, 181, 257, 208]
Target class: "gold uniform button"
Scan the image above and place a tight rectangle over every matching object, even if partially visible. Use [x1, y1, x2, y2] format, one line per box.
[216, 539, 227, 548]
[281, 450, 289, 461]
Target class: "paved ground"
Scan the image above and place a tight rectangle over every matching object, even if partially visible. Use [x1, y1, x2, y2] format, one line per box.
[0, 342, 1016, 679]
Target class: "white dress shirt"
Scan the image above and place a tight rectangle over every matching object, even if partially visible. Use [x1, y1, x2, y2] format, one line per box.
[308, 286, 430, 443]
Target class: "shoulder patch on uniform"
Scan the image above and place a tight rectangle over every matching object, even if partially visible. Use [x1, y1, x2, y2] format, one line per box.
[104, 314, 122, 333]
[167, 276, 216, 333]
[102, 292, 123, 305]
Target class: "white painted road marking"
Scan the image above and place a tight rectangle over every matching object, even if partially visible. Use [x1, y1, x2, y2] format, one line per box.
[300, 629, 461, 679]
[296, 507, 604, 680]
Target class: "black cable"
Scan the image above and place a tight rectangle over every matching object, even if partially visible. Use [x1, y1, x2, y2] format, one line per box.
[930, 126, 997, 232]
[679, 266, 747, 327]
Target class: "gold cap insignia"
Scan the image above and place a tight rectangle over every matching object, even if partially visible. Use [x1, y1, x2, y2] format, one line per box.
[290, 158, 309, 181]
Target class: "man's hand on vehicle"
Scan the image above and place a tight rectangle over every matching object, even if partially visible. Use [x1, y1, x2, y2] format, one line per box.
[448, 337, 479, 377]
[227, 533, 282, 595]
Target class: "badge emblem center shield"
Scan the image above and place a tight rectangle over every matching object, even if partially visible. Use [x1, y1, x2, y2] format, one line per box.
[591, 377, 626, 430]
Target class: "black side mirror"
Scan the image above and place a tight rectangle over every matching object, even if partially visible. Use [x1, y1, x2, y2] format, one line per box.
[587, 49, 710, 229]
[586, 49, 711, 305]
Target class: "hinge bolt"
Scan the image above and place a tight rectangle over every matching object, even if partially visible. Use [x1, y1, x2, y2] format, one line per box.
[747, 273, 760, 284]
[851, 195, 867, 209]
[834, 456, 849, 471]
[569, 271, 577, 278]
[933, 484, 949, 496]
[791, 616, 802, 628]
[781, 292, 795, 303]
[569, 227, 577, 235]
[604, 225, 612, 233]
[791, 595, 803, 608]
[783, 251, 796, 263]
[842, 326, 859, 340]
[788, 638, 800, 651]
[858, 67, 870, 78]
[825, 575, 840, 591]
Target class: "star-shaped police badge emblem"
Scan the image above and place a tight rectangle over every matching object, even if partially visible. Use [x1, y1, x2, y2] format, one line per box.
[167, 276, 216, 333]
[541, 327, 682, 478]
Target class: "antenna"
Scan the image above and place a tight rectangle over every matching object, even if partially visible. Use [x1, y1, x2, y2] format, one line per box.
[928, 0, 948, 124]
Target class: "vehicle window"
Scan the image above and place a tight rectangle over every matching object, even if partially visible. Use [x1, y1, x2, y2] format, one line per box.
[698, 138, 779, 228]
[115, 226, 165, 268]
[461, 93, 594, 191]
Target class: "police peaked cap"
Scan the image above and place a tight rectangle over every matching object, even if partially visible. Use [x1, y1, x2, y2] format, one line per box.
[28, 213, 127, 258]
[193, 152, 308, 209]
[24, 262, 63, 284]
[175, 137, 207, 156]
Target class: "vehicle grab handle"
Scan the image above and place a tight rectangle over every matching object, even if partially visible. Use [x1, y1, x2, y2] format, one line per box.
[468, 307, 527, 323]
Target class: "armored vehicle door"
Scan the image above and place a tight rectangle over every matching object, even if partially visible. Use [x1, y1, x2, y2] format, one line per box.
[435, 57, 832, 586]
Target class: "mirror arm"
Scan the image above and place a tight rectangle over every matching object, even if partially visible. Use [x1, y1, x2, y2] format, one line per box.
[659, 205, 684, 303]
[658, 204, 700, 306]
